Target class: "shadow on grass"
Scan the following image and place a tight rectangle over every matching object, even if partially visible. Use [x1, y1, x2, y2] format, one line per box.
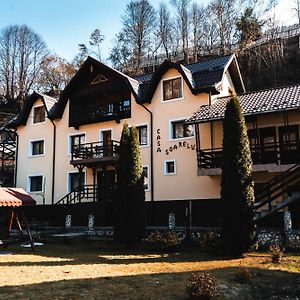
[0, 266, 299, 300]
[0, 241, 250, 267]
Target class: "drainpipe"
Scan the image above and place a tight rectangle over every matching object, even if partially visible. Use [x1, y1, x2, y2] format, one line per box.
[49, 118, 56, 205]
[138, 103, 154, 223]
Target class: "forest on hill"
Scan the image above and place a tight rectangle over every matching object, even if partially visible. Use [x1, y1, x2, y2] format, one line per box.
[0, 0, 299, 113]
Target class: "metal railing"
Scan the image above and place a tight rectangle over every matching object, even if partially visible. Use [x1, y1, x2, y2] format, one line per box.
[198, 141, 300, 169]
[71, 140, 120, 162]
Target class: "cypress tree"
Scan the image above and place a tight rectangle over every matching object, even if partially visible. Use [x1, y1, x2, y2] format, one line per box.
[221, 95, 256, 255]
[114, 123, 145, 245]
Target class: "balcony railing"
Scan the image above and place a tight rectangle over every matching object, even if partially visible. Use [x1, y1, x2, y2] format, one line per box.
[198, 141, 300, 169]
[71, 140, 120, 164]
[70, 101, 131, 127]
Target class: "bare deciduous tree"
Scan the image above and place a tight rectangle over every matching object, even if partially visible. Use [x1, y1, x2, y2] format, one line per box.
[110, 32, 132, 70]
[209, 0, 237, 54]
[77, 28, 104, 61]
[191, 3, 205, 61]
[171, 0, 191, 62]
[292, 0, 300, 24]
[157, 3, 174, 59]
[0, 25, 48, 107]
[120, 0, 157, 70]
[36, 54, 77, 95]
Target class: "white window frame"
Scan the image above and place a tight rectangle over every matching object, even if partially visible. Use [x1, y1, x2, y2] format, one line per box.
[29, 139, 45, 157]
[67, 170, 87, 193]
[169, 117, 195, 141]
[164, 159, 177, 176]
[32, 105, 46, 125]
[27, 174, 44, 193]
[68, 132, 86, 155]
[135, 123, 150, 148]
[161, 76, 184, 103]
[142, 165, 150, 191]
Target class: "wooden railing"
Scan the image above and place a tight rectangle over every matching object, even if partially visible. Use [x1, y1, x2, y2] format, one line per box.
[55, 185, 97, 205]
[71, 140, 120, 162]
[255, 164, 300, 212]
[198, 141, 300, 169]
[70, 101, 131, 127]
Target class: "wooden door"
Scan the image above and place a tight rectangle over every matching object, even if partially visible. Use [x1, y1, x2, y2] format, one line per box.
[97, 170, 116, 201]
[101, 130, 112, 156]
[279, 125, 299, 164]
[259, 127, 277, 164]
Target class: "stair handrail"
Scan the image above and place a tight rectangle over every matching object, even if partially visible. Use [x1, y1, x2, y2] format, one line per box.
[255, 163, 300, 211]
[55, 185, 96, 205]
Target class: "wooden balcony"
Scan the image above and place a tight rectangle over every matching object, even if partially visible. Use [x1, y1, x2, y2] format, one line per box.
[70, 140, 120, 167]
[197, 141, 300, 176]
[69, 101, 131, 127]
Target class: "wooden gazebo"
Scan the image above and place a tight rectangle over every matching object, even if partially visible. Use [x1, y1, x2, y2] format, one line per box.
[0, 188, 36, 251]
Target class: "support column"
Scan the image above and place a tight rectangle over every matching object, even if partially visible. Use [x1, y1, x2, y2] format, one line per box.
[92, 166, 96, 202]
[76, 165, 84, 203]
[283, 210, 292, 246]
[195, 124, 201, 169]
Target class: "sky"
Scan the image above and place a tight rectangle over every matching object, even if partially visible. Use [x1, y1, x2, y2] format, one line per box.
[0, 0, 298, 64]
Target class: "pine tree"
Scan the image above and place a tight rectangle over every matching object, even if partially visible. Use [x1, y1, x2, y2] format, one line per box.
[221, 95, 256, 256]
[114, 123, 145, 245]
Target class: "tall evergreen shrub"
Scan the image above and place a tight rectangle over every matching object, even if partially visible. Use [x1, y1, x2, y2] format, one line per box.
[114, 123, 145, 245]
[221, 95, 256, 255]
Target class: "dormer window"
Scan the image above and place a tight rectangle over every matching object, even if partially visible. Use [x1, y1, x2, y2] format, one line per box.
[33, 106, 45, 124]
[162, 77, 182, 101]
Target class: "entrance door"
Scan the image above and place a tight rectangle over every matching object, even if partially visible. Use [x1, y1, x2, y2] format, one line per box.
[101, 130, 112, 156]
[259, 127, 277, 164]
[97, 170, 116, 201]
[279, 125, 299, 164]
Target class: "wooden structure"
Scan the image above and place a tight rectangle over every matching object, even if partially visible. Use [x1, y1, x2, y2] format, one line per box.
[0, 188, 36, 251]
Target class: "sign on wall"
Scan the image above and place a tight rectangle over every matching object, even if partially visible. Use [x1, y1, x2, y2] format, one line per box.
[156, 128, 196, 155]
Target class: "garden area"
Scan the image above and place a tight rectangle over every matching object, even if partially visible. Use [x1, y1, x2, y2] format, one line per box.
[0, 240, 300, 299]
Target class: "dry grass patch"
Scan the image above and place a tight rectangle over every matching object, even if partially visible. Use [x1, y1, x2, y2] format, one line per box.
[0, 242, 299, 299]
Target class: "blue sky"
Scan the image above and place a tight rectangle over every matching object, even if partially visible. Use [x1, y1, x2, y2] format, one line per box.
[0, 0, 298, 64]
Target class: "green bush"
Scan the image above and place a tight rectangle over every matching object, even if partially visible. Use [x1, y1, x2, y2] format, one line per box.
[234, 267, 252, 284]
[144, 230, 181, 251]
[186, 272, 218, 300]
[269, 244, 284, 263]
[196, 231, 221, 253]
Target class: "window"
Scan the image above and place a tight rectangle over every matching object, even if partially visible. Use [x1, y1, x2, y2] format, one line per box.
[164, 160, 176, 175]
[171, 120, 194, 139]
[33, 106, 45, 123]
[143, 166, 150, 191]
[137, 125, 148, 146]
[29, 175, 43, 192]
[68, 172, 85, 192]
[163, 77, 182, 101]
[31, 140, 44, 156]
[69, 134, 85, 153]
[120, 99, 130, 111]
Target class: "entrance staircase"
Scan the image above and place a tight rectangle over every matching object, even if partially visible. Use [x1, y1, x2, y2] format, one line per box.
[55, 185, 96, 205]
[255, 164, 300, 221]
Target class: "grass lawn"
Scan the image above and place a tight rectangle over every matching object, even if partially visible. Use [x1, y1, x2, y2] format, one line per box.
[0, 241, 299, 300]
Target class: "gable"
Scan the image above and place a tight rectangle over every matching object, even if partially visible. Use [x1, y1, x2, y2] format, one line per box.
[56, 57, 138, 119]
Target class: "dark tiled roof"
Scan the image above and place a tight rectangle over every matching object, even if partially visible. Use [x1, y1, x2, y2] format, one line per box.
[187, 84, 300, 123]
[9, 92, 58, 128]
[186, 55, 232, 73]
[133, 55, 242, 102]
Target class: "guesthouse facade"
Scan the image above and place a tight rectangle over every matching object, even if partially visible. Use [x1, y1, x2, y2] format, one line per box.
[10, 55, 300, 226]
